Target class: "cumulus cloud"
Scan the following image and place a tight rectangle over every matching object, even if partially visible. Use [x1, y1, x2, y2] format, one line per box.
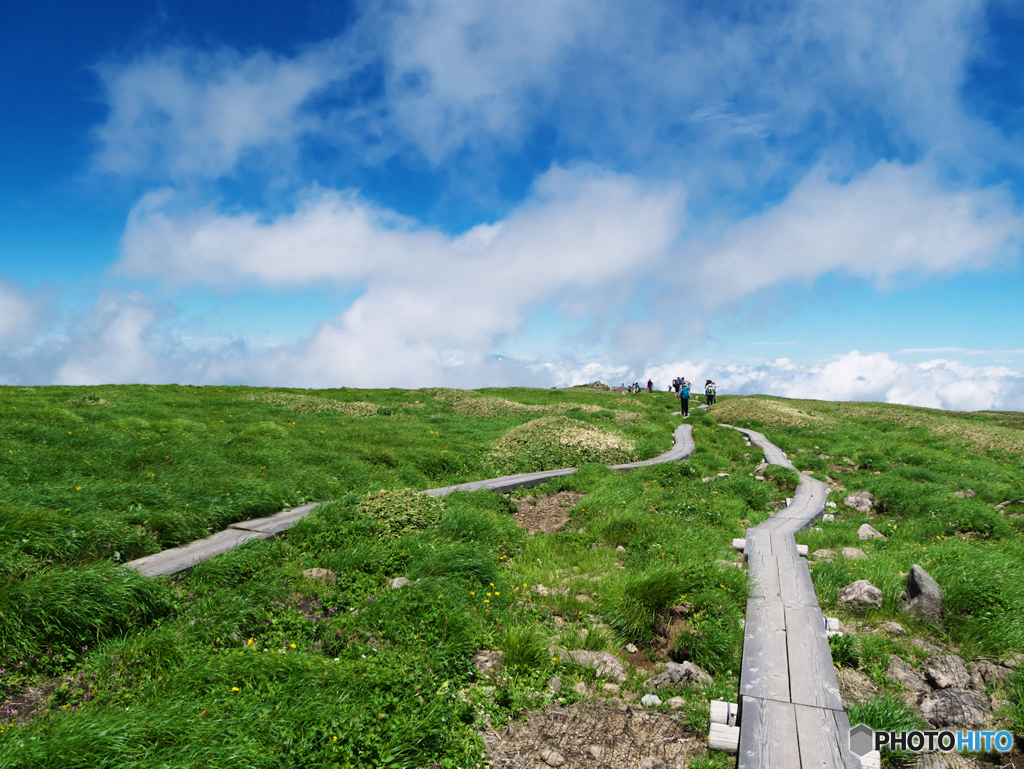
[53, 291, 172, 386]
[117, 165, 682, 386]
[0, 278, 46, 344]
[91, 42, 350, 179]
[680, 161, 1023, 307]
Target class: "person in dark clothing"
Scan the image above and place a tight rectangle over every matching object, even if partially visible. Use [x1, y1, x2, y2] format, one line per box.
[679, 380, 690, 417]
[673, 378, 681, 394]
[647, 379, 653, 393]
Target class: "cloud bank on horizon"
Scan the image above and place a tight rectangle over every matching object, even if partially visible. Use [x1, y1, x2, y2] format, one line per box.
[1, 0, 1023, 411]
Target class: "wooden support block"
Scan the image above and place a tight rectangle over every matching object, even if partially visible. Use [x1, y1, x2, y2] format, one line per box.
[797, 544, 808, 557]
[709, 700, 738, 726]
[859, 750, 881, 769]
[732, 538, 746, 551]
[709, 722, 740, 753]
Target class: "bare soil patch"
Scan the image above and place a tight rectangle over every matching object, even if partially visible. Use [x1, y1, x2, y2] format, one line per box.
[483, 701, 702, 769]
[512, 492, 586, 535]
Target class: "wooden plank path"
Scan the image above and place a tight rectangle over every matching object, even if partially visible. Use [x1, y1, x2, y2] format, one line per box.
[125, 424, 695, 577]
[721, 425, 859, 768]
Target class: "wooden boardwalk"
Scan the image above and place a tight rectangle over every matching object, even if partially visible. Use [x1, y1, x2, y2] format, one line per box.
[125, 424, 695, 577]
[722, 425, 859, 768]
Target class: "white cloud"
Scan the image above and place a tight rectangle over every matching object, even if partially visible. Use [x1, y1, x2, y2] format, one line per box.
[53, 291, 171, 386]
[91, 43, 348, 179]
[0, 278, 45, 344]
[680, 161, 1023, 308]
[118, 165, 682, 386]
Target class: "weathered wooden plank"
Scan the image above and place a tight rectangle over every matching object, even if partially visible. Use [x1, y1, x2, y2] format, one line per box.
[794, 704, 861, 768]
[124, 528, 274, 577]
[785, 604, 843, 711]
[779, 558, 819, 609]
[737, 696, 800, 769]
[421, 467, 578, 496]
[746, 552, 781, 601]
[229, 502, 321, 535]
[740, 599, 789, 702]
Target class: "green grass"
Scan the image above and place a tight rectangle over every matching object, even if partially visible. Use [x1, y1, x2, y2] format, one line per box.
[2, 387, 1022, 767]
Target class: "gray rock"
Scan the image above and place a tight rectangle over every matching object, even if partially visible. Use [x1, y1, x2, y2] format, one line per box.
[822, 514, 835, 522]
[615, 545, 626, 553]
[566, 650, 627, 682]
[576, 594, 593, 603]
[624, 643, 639, 654]
[971, 659, 1013, 686]
[924, 655, 970, 690]
[573, 681, 588, 695]
[667, 696, 685, 709]
[548, 677, 562, 693]
[812, 549, 835, 562]
[587, 745, 603, 759]
[638, 759, 666, 769]
[841, 547, 868, 560]
[844, 492, 875, 513]
[899, 564, 943, 623]
[643, 661, 712, 690]
[603, 683, 621, 694]
[540, 748, 566, 767]
[879, 621, 906, 635]
[389, 576, 413, 590]
[640, 694, 662, 707]
[885, 656, 930, 696]
[473, 650, 504, 678]
[857, 523, 884, 540]
[919, 689, 991, 728]
[716, 472, 731, 478]
[953, 489, 975, 499]
[837, 580, 883, 612]
[302, 567, 337, 584]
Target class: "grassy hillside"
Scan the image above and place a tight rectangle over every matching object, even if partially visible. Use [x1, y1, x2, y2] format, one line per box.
[1, 387, 1022, 768]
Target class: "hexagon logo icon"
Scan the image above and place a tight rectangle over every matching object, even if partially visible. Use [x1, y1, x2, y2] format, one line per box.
[849, 723, 874, 756]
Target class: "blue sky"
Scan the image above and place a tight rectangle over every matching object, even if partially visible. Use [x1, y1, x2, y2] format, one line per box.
[2, 0, 1023, 409]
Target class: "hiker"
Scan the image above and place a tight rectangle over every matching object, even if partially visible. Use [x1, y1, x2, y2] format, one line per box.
[709, 380, 717, 405]
[679, 379, 690, 417]
[705, 379, 714, 406]
[647, 379, 653, 393]
[672, 378, 680, 394]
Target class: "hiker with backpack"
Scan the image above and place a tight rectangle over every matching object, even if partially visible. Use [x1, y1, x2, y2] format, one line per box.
[705, 379, 714, 406]
[647, 379, 653, 393]
[679, 380, 690, 417]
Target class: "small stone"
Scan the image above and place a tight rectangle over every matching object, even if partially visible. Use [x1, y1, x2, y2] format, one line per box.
[576, 594, 593, 603]
[844, 491, 875, 513]
[826, 501, 837, 508]
[566, 650, 627, 682]
[615, 545, 626, 553]
[603, 683, 621, 694]
[858, 523, 884, 540]
[389, 576, 412, 590]
[473, 650, 504, 678]
[548, 677, 562, 693]
[587, 745, 603, 759]
[625, 643, 639, 654]
[539, 748, 566, 767]
[702, 477, 713, 483]
[841, 547, 868, 560]
[822, 514, 834, 522]
[899, 564, 943, 623]
[953, 489, 975, 499]
[755, 475, 765, 481]
[811, 549, 835, 562]
[667, 696, 685, 709]
[836, 580, 883, 612]
[638, 759, 666, 769]
[971, 659, 1013, 685]
[640, 694, 662, 708]
[573, 681, 588, 695]
[879, 621, 906, 635]
[643, 661, 712, 690]
[716, 472, 731, 478]
[302, 567, 337, 584]
[552, 616, 566, 628]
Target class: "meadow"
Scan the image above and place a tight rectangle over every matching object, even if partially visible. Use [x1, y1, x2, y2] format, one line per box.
[0, 385, 1022, 767]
